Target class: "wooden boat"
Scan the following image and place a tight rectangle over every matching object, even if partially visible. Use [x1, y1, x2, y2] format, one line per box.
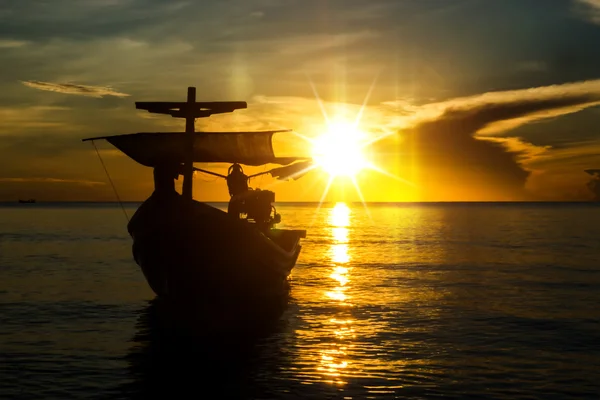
[83, 87, 312, 329]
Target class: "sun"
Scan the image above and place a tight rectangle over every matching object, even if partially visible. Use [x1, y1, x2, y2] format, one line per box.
[312, 121, 368, 178]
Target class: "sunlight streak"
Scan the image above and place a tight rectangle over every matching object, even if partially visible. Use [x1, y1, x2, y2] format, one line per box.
[306, 73, 330, 125]
[353, 72, 380, 128]
[360, 127, 398, 149]
[351, 176, 372, 221]
[365, 162, 416, 187]
[256, 163, 320, 191]
[310, 175, 335, 227]
[289, 129, 316, 144]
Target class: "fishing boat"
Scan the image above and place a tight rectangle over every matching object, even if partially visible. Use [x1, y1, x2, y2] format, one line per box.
[83, 87, 312, 329]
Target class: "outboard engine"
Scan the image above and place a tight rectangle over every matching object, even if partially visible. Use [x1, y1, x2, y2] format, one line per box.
[229, 188, 281, 228]
[245, 189, 275, 223]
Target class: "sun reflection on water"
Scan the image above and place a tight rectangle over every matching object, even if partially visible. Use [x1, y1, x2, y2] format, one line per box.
[332, 227, 348, 242]
[330, 202, 350, 228]
[319, 202, 354, 385]
[331, 244, 350, 264]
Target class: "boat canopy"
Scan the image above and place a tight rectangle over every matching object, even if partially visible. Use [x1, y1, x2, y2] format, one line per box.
[82, 131, 309, 167]
[585, 169, 600, 176]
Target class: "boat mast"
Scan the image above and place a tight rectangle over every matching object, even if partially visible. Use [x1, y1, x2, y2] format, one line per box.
[134, 87, 247, 204]
[182, 87, 196, 202]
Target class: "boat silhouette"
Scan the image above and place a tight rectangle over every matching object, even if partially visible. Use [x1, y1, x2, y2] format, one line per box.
[83, 87, 312, 330]
[18, 198, 36, 203]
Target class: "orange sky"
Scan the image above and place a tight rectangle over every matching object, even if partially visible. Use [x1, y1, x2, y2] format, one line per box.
[2, 0, 600, 202]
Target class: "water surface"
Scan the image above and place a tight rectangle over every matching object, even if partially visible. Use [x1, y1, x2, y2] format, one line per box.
[1, 202, 599, 399]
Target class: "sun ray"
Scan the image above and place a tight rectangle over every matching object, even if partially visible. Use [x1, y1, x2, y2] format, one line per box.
[351, 176, 372, 221]
[306, 73, 330, 125]
[255, 163, 320, 191]
[310, 175, 335, 227]
[353, 72, 380, 129]
[364, 161, 416, 187]
[360, 126, 398, 149]
[289, 129, 316, 144]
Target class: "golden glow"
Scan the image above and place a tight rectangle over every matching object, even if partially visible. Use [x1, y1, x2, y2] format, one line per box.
[331, 244, 350, 264]
[319, 202, 353, 385]
[298, 78, 414, 208]
[312, 121, 368, 178]
[329, 203, 351, 265]
[332, 227, 348, 242]
[331, 266, 349, 285]
[330, 202, 350, 227]
[326, 290, 347, 301]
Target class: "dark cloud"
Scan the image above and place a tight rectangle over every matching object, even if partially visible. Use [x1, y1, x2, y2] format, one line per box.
[388, 81, 600, 200]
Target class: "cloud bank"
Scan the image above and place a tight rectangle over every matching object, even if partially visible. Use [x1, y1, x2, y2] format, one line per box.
[575, 0, 600, 24]
[379, 79, 600, 200]
[21, 80, 130, 98]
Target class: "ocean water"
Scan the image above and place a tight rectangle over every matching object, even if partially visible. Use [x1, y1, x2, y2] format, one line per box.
[1, 202, 599, 399]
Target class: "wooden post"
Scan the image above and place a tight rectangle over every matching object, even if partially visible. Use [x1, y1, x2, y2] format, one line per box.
[182, 87, 196, 202]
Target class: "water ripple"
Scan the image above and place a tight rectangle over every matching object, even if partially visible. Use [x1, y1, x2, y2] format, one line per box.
[2, 203, 600, 399]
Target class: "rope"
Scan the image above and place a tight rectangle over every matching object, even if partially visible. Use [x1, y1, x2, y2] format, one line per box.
[91, 140, 130, 223]
[258, 165, 267, 187]
[194, 171, 221, 183]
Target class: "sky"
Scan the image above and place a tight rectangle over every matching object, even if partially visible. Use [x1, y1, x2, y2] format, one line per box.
[1, 0, 600, 202]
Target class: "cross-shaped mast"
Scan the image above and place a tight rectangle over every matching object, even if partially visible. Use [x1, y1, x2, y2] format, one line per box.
[135, 87, 247, 202]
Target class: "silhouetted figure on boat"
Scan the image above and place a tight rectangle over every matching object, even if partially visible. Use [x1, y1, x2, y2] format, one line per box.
[226, 163, 250, 197]
[227, 163, 251, 216]
[225, 163, 279, 229]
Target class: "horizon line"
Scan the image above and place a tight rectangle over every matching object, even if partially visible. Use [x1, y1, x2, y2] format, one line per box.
[2, 200, 598, 204]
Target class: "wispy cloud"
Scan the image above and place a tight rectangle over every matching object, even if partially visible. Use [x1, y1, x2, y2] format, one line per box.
[411, 79, 600, 135]
[0, 105, 76, 133]
[0, 39, 29, 48]
[0, 177, 105, 186]
[21, 80, 130, 98]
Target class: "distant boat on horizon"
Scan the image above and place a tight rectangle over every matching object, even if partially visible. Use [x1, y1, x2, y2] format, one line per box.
[18, 198, 36, 204]
[585, 169, 600, 202]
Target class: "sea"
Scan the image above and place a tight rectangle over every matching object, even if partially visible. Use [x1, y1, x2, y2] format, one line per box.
[1, 202, 599, 399]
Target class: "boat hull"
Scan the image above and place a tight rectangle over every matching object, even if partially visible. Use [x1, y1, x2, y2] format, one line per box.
[127, 194, 304, 317]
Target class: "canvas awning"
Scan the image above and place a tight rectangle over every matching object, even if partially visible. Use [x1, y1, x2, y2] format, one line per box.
[82, 131, 309, 167]
[585, 169, 600, 176]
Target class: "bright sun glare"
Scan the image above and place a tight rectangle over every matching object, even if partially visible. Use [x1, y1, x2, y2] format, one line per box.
[312, 121, 368, 178]
[274, 77, 417, 221]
